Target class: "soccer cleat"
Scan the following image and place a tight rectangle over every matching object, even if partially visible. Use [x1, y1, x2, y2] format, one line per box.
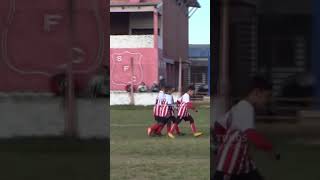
[168, 132, 175, 139]
[147, 128, 152, 136]
[193, 132, 203, 137]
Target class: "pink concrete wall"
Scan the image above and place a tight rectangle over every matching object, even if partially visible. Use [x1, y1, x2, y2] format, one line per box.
[0, 0, 108, 92]
[110, 48, 158, 91]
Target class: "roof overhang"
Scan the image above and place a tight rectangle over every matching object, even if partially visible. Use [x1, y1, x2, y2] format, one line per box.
[185, 0, 200, 8]
[110, 3, 157, 12]
[162, 57, 175, 64]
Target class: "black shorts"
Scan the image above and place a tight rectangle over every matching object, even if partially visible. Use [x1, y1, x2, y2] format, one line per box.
[154, 116, 160, 122]
[156, 116, 168, 124]
[167, 116, 176, 123]
[212, 170, 264, 180]
[175, 116, 194, 124]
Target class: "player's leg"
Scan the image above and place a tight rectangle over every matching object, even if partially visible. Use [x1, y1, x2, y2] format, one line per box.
[170, 116, 185, 135]
[155, 117, 169, 135]
[167, 117, 182, 138]
[186, 116, 203, 137]
[175, 124, 183, 135]
[166, 118, 172, 133]
[147, 116, 161, 136]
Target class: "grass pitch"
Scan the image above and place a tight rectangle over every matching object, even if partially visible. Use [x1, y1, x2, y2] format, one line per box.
[0, 137, 108, 180]
[110, 105, 210, 180]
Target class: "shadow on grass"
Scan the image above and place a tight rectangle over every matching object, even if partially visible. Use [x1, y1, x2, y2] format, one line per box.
[0, 136, 109, 152]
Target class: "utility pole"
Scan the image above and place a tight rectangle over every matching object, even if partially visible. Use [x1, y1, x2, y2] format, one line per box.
[65, 0, 77, 137]
[219, 0, 230, 111]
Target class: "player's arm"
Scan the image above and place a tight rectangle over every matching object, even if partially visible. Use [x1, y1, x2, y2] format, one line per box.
[244, 129, 273, 151]
[186, 102, 198, 112]
[245, 129, 280, 160]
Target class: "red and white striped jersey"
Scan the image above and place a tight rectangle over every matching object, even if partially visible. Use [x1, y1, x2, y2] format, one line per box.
[168, 95, 175, 117]
[215, 129, 256, 175]
[215, 100, 256, 175]
[153, 91, 165, 117]
[159, 94, 174, 118]
[177, 93, 191, 117]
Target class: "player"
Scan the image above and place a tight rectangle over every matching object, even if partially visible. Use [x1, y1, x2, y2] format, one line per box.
[212, 76, 280, 180]
[167, 85, 203, 139]
[156, 86, 182, 135]
[153, 86, 175, 135]
[167, 87, 183, 135]
[147, 86, 165, 136]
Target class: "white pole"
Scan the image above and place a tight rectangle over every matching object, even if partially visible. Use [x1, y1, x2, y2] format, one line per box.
[130, 58, 135, 105]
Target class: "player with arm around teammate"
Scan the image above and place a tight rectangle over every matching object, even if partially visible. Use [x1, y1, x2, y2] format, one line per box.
[168, 85, 203, 139]
[153, 86, 178, 135]
[160, 87, 183, 135]
[213, 77, 280, 180]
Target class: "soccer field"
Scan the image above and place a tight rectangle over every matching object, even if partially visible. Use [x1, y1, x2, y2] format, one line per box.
[110, 105, 210, 180]
[0, 138, 109, 180]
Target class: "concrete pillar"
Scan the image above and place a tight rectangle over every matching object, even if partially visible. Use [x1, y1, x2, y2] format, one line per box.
[153, 9, 159, 49]
[154, 8, 159, 84]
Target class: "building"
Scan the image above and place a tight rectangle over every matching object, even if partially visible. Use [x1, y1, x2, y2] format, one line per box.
[0, 0, 109, 138]
[0, 0, 109, 95]
[110, 0, 200, 91]
[214, 0, 318, 119]
[215, 0, 312, 98]
[188, 44, 210, 91]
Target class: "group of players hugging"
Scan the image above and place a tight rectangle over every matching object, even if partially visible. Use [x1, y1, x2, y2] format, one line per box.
[147, 85, 203, 139]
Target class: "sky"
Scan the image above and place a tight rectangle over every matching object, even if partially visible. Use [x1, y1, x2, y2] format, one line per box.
[188, 0, 210, 45]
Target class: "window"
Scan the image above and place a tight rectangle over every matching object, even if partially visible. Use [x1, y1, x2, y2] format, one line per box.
[131, 29, 160, 35]
[110, 13, 130, 35]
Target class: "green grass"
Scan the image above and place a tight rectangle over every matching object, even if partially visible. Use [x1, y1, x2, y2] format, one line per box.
[253, 129, 320, 180]
[111, 106, 210, 180]
[0, 138, 109, 180]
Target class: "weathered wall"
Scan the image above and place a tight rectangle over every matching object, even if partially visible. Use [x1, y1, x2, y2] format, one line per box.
[0, 0, 108, 92]
[162, 0, 189, 89]
[0, 96, 108, 138]
[110, 35, 154, 48]
[162, 0, 188, 62]
[110, 92, 180, 105]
